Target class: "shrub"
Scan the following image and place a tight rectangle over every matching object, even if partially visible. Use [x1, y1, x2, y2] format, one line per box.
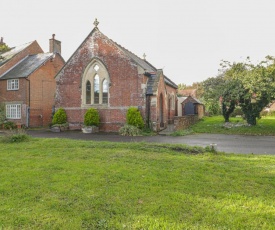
[0, 103, 5, 125]
[52, 108, 67, 125]
[84, 108, 100, 127]
[205, 100, 220, 116]
[1, 129, 31, 143]
[126, 107, 144, 129]
[3, 121, 17, 130]
[119, 124, 142, 136]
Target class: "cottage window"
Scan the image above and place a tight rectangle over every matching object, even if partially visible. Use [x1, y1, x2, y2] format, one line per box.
[7, 79, 19, 90]
[6, 104, 21, 119]
[82, 60, 110, 106]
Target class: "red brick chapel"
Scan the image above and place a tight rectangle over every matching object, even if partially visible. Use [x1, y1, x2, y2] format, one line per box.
[55, 19, 178, 132]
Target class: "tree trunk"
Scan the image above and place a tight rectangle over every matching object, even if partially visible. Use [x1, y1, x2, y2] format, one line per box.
[222, 101, 235, 122]
[246, 113, 257, 125]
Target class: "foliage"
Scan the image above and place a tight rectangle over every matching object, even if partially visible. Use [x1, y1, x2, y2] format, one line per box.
[126, 107, 144, 129]
[84, 108, 100, 127]
[3, 121, 17, 129]
[230, 106, 244, 117]
[220, 57, 275, 125]
[177, 83, 187, 90]
[0, 43, 10, 53]
[1, 129, 31, 143]
[52, 107, 67, 125]
[204, 99, 221, 116]
[119, 124, 142, 136]
[0, 103, 5, 124]
[0, 138, 274, 229]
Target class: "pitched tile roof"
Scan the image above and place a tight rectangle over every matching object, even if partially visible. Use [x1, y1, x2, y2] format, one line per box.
[114, 41, 178, 89]
[0, 41, 33, 67]
[0, 53, 54, 80]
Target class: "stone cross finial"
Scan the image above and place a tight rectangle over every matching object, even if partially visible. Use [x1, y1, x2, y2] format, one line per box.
[143, 53, 146, 60]
[94, 18, 99, 28]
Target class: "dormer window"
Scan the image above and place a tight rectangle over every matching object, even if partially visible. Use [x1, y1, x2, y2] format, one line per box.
[7, 79, 19, 90]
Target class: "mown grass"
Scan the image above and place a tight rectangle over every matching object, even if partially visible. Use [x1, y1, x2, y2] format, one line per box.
[0, 138, 274, 229]
[191, 116, 275, 135]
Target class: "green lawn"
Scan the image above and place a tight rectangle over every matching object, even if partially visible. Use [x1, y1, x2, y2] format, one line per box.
[191, 116, 275, 135]
[0, 138, 275, 229]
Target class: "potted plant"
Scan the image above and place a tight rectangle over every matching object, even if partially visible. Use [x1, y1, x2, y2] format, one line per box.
[51, 108, 68, 132]
[82, 108, 100, 133]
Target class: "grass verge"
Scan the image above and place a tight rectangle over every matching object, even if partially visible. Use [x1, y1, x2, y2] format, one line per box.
[190, 115, 275, 135]
[0, 138, 274, 229]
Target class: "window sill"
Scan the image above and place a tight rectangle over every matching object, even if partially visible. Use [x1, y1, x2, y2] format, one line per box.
[81, 104, 109, 109]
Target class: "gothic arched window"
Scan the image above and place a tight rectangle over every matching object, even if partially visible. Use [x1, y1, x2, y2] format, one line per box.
[82, 60, 110, 105]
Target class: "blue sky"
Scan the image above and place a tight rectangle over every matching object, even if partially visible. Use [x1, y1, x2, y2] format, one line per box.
[2, 0, 275, 85]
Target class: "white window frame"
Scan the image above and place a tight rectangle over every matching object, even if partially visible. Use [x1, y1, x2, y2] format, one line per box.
[7, 79, 19, 90]
[6, 104, 21, 119]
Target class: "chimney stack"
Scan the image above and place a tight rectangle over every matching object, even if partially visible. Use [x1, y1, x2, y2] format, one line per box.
[0, 37, 4, 45]
[49, 34, 61, 54]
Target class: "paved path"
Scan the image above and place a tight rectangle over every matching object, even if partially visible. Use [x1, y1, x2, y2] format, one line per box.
[26, 130, 275, 155]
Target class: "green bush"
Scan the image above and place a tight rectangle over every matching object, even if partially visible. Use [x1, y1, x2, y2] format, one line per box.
[84, 108, 100, 127]
[52, 108, 67, 125]
[1, 129, 31, 143]
[119, 124, 142, 136]
[0, 103, 5, 125]
[3, 121, 17, 130]
[126, 107, 144, 129]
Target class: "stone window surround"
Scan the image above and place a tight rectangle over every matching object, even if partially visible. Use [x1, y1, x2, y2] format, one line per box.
[81, 59, 110, 107]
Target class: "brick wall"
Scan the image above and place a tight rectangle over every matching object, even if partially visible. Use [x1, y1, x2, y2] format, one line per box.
[29, 54, 64, 127]
[174, 115, 199, 131]
[0, 78, 29, 126]
[55, 29, 146, 132]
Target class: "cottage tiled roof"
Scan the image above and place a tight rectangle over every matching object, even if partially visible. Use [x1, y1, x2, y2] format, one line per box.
[0, 41, 33, 67]
[180, 95, 203, 104]
[0, 53, 54, 80]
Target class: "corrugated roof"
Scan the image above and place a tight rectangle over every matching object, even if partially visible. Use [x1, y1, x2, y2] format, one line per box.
[0, 53, 54, 80]
[0, 41, 33, 67]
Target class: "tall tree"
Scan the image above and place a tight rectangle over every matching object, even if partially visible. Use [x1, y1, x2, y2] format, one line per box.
[222, 57, 275, 125]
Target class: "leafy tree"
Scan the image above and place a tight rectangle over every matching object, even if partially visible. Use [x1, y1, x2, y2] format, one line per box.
[177, 83, 186, 90]
[221, 57, 275, 125]
[0, 44, 10, 53]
